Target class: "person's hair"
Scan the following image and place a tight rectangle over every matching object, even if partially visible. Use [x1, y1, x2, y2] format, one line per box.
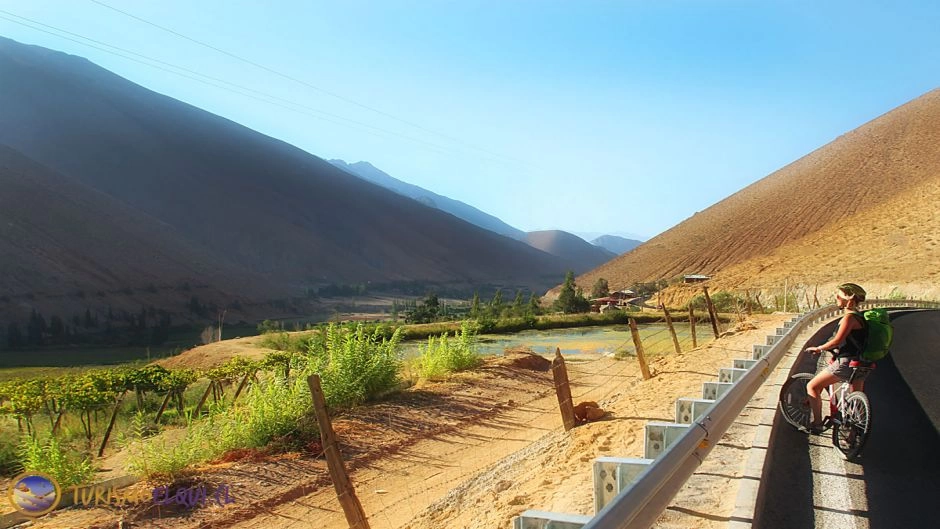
[836, 282, 866, 302]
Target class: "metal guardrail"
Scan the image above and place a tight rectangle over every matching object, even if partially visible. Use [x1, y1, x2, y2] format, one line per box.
[580, 298, 940, 529]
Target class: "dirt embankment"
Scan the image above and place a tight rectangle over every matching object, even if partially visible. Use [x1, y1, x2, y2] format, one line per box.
[23, 314, 790, 529]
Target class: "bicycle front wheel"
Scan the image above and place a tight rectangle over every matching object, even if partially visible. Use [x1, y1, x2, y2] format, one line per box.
[779, 373, 814, 431]
[833, 391, 872, 461]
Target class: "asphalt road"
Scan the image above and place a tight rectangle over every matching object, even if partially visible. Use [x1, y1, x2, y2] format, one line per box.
[754, 310, 940, 529]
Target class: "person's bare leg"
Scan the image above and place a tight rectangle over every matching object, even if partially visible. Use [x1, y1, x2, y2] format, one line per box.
[807, 371, 840, 428]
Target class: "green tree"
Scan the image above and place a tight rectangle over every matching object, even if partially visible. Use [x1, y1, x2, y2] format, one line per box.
[469, 292, 481, 319]
[590, 278, 610, 299]
[27, 309, 46, 346]
[48, 316, 65, 342]
[6, 322, 23, 349]
[527, 293, 542, 316]
[511, 290, 524, 316]
[489, 289, 504, 318]
[554, 271, 591, 313]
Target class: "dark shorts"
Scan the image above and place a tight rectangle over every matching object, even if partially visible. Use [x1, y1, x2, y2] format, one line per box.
[825, 357, 873, 382]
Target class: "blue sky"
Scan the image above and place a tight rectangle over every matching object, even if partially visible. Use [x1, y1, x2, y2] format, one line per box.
[2, 1, 939, 240]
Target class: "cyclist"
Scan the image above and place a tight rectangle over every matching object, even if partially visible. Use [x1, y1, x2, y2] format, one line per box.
[803, 283, 870, 434]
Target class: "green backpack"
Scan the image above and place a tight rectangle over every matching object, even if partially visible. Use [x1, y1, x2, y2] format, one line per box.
[853, 308, 894, 361]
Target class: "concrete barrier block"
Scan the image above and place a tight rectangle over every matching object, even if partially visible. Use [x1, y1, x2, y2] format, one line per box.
[675, 397, 714, 424]
[719, 367, 748, 383]
[592, 457, 653, 513]
[752, 344, 771, 359]
[702, 381, 734, 401]
[514, 510, 592, 529]
[733, 358, 758, 370]
[645, 422, 690, 459]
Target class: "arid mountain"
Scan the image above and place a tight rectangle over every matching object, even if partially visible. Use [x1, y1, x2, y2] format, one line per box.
[524, 230, 617, 274]
[329, 159, 526, 240]
[0, 37, 568, 325]
[591, 234, 643, 255]
[566, 88, 940, 303]
[0, 145, 263, 319]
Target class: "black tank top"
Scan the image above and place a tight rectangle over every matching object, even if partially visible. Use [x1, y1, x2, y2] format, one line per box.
[836, 312, 868, 358]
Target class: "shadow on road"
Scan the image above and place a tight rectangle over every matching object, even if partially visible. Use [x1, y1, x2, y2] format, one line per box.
[754, 311, 940, 528]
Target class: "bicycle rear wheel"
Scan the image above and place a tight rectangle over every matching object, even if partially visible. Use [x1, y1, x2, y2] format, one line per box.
[833, 391, 872, 460]
[779, 373, 814, 431]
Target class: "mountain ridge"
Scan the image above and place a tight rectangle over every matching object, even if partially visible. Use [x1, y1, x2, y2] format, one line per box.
[329, 159, 526, 240]
[0, 36, 569, 326]
[564, 87, 940, 302]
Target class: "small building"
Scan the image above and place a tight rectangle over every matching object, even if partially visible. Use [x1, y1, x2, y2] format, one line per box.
[590, 296, 621, 312]
[610, 289, 637, 301]
[683, 274, 711, 284]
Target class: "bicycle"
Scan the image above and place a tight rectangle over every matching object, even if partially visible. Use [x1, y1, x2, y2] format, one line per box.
[778, 350, 874, 460]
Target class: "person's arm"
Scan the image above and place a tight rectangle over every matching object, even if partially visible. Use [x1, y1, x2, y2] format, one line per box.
[807, 314, 860, 353]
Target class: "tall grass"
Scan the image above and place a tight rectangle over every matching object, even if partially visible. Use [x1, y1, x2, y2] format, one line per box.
[17, 434, 93, 487]
[127, 323, 402, 478]
[127, 374, 313, 478]
[418, 321, 483, 380]
[306, 323, 403, 408]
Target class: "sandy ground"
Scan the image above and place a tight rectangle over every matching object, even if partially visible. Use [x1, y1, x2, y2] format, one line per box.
[14, 313, 790, 529]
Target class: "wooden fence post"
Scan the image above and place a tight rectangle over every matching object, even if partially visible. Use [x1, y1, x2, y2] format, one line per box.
[551, 349, 577, 431]
[813, 284, 820, 308]
[154, 391, 172, 424]
[98, 390, 126, 457]
[52, 410, 65, 435]
[231, 371, 254, 404]
[307, 374, 371, 529]
[661, 305, 682, 355]
[702, 286, 720, 339]
[193, 382, 214, 416]
[688, 303, 698, 349]
[628, 319, 652, 380]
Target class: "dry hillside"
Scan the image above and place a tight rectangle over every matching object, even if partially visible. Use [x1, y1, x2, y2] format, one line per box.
[0, 36, 570, 328]
[567, 88, 940, 303]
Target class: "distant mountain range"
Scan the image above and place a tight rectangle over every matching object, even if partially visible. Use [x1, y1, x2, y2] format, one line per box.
[0, 36, 577, 327]
[590, 235, 643, 255]
[330, 159, 633, 271]
[523, 231, 617, 273]
[329, 160, 525, 240]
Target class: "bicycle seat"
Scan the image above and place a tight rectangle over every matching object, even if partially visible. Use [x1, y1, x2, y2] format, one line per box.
[848, 359, 875, 369]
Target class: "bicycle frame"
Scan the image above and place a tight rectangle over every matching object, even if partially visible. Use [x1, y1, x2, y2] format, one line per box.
[778, 352, 874, 460]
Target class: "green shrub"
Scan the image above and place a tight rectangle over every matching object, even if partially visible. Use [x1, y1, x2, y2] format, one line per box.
[305, 323, 403, 408]
[127, 374, 314, 478]
[17, 435, 93, 487]
[0, 430, 20, 476]
[418, 320, 483, 380]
